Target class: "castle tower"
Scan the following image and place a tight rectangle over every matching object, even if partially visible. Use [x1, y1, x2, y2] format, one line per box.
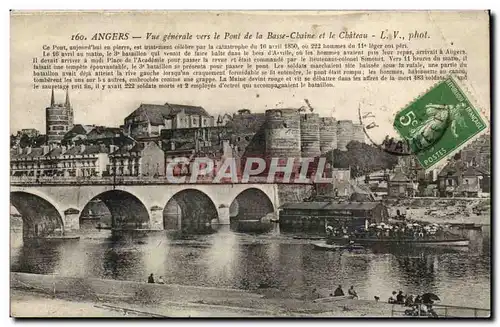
[46, 89, 73, 144]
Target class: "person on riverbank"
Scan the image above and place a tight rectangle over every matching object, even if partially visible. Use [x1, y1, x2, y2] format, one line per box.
[334, 285, 344, 297]
[396, 291, 405, 304]
[405, 295, 414, 307]
[348, 286, 358, 299]
[157, 276, 165, 284]
[148, 273, 154, 283]
[388, 291, 397, 303]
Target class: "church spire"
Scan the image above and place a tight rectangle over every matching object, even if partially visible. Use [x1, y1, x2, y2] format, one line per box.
[65, 88, 71, 108]
[50, 88, 55, 107]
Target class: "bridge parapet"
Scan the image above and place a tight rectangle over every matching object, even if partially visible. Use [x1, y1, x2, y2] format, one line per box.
[10, 176, 314, 186]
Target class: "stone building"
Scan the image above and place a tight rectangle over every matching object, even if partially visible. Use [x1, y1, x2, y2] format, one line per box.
[388, 167, 415, 197]
[10, 143, 111, 177]
[123, 103, 215, 139]
[46, 89, 74, 144]
[107, 141, 165, 177]
[61, 124, 96, 145]
[438, 160, 490, 197]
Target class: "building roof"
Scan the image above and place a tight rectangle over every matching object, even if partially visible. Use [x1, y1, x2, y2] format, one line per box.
[12, 147, 44, 160]
[128, 103, 212, 126]
[463, 165, 488, 177]
[280, 201, 381, 211]
[46, 147, 63, 158]
[438, 160, 489, 177]
[83, 144, 111, 155]
[390, 171, 410, 182]
[62, 124, 96, 144]
[439, 160, 463, 177]
[87, 126, 123, 139]
[64, 144, 110, 156]
[165, 103, 210, 117]
[280, 202, 330, 210]
[110, 143, 144, 155]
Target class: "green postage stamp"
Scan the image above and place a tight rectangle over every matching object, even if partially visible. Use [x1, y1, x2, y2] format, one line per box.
[393, 76, 488, 170]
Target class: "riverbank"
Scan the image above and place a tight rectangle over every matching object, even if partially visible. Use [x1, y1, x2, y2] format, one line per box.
[11, 272, 489, 318]
[387, 197, 490, 226]
[10, 272, 397, 317]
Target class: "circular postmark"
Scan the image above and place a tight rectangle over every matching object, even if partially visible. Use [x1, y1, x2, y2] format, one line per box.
[357, 105, 412, 156]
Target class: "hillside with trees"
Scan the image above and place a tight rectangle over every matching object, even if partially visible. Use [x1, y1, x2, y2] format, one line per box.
[324, 141, 399, 178]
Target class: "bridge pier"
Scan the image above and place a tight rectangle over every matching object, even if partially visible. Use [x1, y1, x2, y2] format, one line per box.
[63, 208, 80, 234]
[218, 206, 230, 225]
[149, 207, 164, 230]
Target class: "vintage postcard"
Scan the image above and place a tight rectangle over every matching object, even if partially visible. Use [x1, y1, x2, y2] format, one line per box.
[10, 10, 491, 318]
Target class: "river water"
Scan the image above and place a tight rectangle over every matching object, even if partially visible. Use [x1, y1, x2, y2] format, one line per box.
[10, 225, 490, 309]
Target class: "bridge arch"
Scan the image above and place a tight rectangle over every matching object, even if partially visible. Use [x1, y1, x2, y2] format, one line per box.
[229, 187, 274, 221]
[163, 189, 218, 233]
[11, 191, 65, 238]
[80, 190, 150, 229]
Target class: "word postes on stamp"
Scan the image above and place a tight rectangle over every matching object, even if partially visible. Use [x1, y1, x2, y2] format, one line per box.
[393, 76, 487, 169]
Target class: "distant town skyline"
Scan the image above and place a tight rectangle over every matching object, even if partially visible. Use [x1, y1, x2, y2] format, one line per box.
[11, 11, 491, 145]
[10, 86, 419, 143]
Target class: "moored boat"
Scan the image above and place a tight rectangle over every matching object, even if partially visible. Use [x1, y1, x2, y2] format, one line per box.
[313, 241, 365, 251]
[326, 236, 469, 247]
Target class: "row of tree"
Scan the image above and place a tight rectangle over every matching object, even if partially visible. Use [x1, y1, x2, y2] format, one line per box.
[10, 133, 47, 148]
[324, 140, 399, 178]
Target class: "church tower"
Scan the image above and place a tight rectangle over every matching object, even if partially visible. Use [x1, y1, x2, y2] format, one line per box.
[65, 88, 74, 130]
[46, 88, 73, 144]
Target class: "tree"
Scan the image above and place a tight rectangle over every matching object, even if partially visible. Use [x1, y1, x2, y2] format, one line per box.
[325, 140, 398, 178]
[19, 134, 31, 148]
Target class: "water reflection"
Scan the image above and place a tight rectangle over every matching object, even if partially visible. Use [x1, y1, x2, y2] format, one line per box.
[10, 226, 491, 309]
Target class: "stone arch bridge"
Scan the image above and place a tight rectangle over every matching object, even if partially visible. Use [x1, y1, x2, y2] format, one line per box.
[11, 182, 279, 237]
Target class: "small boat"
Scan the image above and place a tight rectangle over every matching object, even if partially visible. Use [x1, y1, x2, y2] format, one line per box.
[28, 235, 80, 241]
[312, 242, 365, 251]
[293, 236, 325, 240]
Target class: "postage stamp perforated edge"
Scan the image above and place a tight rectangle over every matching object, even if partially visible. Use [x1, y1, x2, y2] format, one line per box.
[393, 75, 489, 171]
